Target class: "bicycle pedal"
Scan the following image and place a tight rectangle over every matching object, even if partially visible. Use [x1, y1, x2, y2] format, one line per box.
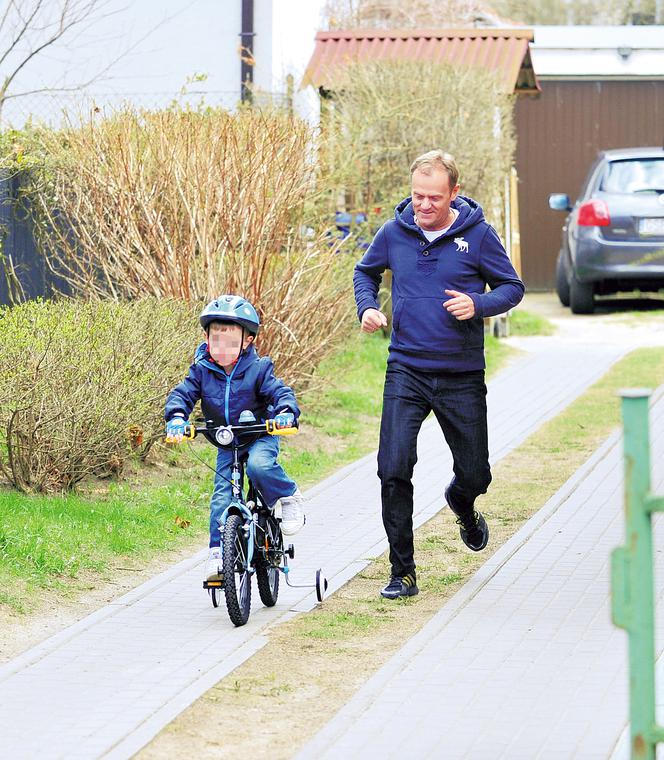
[204, 579, 223, 588]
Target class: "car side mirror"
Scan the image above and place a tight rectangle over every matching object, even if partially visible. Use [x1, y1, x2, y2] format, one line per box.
[549, 193, 572, 212]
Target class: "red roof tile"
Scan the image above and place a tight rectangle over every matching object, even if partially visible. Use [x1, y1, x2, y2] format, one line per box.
[302, 28, 540, 94]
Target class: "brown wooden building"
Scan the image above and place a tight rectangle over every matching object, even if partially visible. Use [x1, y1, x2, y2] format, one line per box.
[302, 28, 540, 277]
[515, 26, 664, 290]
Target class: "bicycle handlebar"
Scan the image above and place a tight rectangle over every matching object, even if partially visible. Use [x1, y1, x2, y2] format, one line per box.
[168, 418, 298, 446]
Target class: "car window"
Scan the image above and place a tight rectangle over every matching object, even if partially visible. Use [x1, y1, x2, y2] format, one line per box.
[601, 158, 664, 194]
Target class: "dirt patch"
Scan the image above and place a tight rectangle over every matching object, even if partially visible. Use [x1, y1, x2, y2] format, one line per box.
[287, 422, 350, 455]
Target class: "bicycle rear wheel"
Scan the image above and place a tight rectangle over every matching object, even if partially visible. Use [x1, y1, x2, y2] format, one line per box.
[256, 510, 280, 607]
[256, 563, 279, 607]
[222, 513, 252, 626]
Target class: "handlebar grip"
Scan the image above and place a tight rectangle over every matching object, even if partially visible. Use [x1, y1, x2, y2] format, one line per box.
[183, 424, 197, 440]
[265, 419, 299, 436]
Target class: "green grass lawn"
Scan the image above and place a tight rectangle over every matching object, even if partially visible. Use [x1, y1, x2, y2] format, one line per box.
[509, 307, 555, 336]
[0, 316, 527, 615]
[0, 473, 213, 612]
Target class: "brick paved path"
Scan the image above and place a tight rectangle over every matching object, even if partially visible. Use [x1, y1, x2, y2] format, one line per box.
[297, 387, 664, 760]
[0, 337, 627, 759]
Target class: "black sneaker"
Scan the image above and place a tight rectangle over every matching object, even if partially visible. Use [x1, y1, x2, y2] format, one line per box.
[445, 487, 489, 551]
[455, 510, 489, 551]
[380, 573, 419, 599]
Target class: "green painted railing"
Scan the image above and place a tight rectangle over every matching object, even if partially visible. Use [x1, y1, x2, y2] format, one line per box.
[612, 389, 664, 759]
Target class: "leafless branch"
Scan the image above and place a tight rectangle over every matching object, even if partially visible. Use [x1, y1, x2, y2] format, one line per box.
[0, 0, 184, 120]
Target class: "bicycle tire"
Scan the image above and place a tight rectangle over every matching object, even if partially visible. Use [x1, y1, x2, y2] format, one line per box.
[256, 510, 280, 607]
[256, 562, 279, 607]
[222, 513, 252, 626]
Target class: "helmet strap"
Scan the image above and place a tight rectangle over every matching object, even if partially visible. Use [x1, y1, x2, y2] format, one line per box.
[228, 327, 246, 367]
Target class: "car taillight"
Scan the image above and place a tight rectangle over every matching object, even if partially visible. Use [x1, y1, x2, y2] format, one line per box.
[577, 199, 610, 227]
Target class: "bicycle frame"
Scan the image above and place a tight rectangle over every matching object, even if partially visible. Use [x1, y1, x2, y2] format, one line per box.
[217, 444, 258, 573]
[185, 418, 296, 575]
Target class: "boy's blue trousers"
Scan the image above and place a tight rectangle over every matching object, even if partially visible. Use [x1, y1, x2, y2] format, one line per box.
[209, 435, 297, 547]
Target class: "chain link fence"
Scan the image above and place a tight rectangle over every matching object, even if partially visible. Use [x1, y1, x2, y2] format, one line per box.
[1, 87, 318, 130]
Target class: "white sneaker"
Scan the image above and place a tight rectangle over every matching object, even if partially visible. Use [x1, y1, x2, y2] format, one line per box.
[205, 547, 222, 581]
[279, 489, 306, 535]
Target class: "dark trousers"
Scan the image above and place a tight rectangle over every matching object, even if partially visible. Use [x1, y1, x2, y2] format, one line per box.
[377, 362, 492, 577]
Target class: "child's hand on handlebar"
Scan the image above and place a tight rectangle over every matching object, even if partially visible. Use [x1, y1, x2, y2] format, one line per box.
[165, 415, 187, 443]
[274, 411, 295, 429]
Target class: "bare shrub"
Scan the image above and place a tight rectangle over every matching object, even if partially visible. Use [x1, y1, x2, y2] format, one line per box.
[324, 0, 495, 28]
[488, 0, 654, 25]
[0, 298, 198, 493]
[324, 0, 659, 29]
[322, 59, 516, 232]
[24, 106, 354, 386]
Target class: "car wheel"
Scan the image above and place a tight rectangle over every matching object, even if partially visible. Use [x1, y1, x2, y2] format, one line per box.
[570, 277, 595, 314]
[555, 252, 570, 307]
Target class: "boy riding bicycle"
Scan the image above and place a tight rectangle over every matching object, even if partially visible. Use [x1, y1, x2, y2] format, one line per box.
[164, 295, 305, 581]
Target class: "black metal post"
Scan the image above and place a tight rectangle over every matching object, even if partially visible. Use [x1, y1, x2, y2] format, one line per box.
[240, 0, 254, 104]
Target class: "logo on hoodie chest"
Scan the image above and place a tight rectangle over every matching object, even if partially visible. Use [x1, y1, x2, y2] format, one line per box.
[454, 237, 469, 253]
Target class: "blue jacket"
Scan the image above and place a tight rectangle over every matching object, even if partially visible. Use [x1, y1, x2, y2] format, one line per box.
[164, 343, 299, 438]
[353, 195, 525, 372]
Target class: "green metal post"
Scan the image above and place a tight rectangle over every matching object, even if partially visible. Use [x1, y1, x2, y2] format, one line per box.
[612, 389, 657, 759]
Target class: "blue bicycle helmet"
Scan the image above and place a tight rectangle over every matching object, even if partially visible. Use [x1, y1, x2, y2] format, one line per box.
[199, 294, 260, 335]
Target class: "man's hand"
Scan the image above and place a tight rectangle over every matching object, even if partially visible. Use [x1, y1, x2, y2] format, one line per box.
[443, 290, 475, 320]
[361, 308, 388, 333]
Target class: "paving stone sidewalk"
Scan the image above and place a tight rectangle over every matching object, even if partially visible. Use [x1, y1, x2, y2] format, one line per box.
[297, 387, 664, 760]
[0, 337, 627, 760]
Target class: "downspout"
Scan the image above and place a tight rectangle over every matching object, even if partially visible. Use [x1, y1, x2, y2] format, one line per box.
[240, 0, 254, 103]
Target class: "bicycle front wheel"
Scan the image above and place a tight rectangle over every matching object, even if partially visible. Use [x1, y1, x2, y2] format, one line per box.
[222, 513, 252, 626]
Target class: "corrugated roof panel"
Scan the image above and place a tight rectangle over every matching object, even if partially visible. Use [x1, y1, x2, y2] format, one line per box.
[301, 28, 540, 94]
[467, 36, 484, 66]
[414, 37, 427, 57]
[485, 38, 501, 67]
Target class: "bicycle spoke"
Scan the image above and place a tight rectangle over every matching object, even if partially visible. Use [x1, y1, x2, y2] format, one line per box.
[238, 571, 249, 603]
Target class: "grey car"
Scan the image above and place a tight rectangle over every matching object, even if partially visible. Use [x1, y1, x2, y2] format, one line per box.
[549, 147, 664, 313]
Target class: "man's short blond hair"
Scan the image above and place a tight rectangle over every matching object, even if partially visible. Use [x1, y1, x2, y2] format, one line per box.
[410, 150, 459, 189]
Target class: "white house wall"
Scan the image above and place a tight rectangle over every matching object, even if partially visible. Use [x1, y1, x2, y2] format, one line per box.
[2, 0, 324, 127]
[253, 0, 274, 95]
[531, 25, 664, 78]
[270, 0, 325, 122]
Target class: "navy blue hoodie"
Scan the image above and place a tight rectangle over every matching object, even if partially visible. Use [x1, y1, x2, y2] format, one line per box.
[353, 195, 525, 372]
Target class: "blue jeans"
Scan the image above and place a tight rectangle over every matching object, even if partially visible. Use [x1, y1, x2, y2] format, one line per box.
[208, 435, 297, 547]
[377, 362, 492, 577]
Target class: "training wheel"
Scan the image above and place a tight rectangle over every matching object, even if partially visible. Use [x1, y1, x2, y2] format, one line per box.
[315, 569, 328, 602]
